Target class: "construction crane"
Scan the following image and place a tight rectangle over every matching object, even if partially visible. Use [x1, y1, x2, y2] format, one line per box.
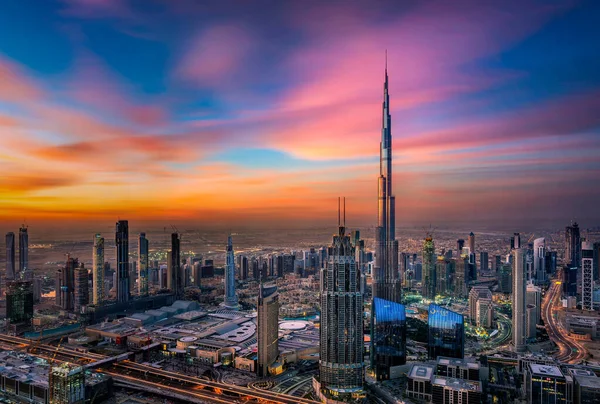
[49, 336, 66, 365]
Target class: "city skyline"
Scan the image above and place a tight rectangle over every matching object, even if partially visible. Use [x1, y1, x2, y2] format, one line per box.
[0, 1, 599, 230]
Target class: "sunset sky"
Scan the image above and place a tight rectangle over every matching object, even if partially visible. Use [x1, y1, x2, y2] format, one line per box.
[0, 0, 599, 230]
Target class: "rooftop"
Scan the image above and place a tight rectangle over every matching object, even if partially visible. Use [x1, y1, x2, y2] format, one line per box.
[408, 364, 434, 381]
[529, 364, 563, 378]
[433, 377, 482, 392]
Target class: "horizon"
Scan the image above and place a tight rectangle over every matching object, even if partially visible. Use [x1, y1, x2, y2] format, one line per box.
[1, 1, 600, 228]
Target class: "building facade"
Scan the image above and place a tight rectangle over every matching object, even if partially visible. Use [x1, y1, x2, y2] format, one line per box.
[257, 283, 279, 377]
[138, 233, 149, 296]
[18, 227, 28, 273]
[115, 220, 130, 303]
[224, 235, 238, 307]
[6, 280, 34, 325]
[428, 304, 464, 359]
[56, 257, 77, 311]
[167, 232, 182, 298]
[371, 297, 406, 381]
[583, 241, 594, 311]
[92, 234, 104, 306]
[5, 232, 15, 282]
[422, 237, 436, 299]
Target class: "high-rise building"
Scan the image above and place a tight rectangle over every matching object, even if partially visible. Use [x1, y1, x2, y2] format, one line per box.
[498, 263, 512, 294]
[582, 241, 594, 311]
[479, 251, 489, 273]
[257, 283, 279, 377]
[373, 64, 400, 304]
[468, 232, 475, 255]
[316, 215, 364, 402]
[566, 222, 581, 267]
[92, 234, 104, 306]
[115, 220, 130, 303]
[534, 238, 546, 284]
[49, 363, 85, 404]
[6, 280, 34, 325]
[18, 227, 28, 273]
[167, 232, 182, 298]
[435, 257, 454, 296]
[525, 364, 568, 404]
[74, 263, 89, 313]
[422, 237, 436, 299]
[563, 265, 578, 297]
[138, 233, 149, 296]
[545, 251, 557, 276]
[56, 257, 77, 311]
[454, 255, 468, 298]
[371, 297, 406, 381]
[5, 232, 15, 282]
[428, 304, 464, 359]
[526, 283, 541, 325]
[512, 233, 522, 250]
[512, 248, 527, 352]
[456, 239, 465, 257]
[224, 235, 238, 307]
[594, 242, 600, 283]
[469, 286, 493, 328]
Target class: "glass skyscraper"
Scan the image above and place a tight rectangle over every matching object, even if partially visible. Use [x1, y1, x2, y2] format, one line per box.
[428, 303, 464, 359]
[371, 297, 406, 380]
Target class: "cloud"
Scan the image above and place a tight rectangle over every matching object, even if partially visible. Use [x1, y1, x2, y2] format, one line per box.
[0, 57, 44, 103]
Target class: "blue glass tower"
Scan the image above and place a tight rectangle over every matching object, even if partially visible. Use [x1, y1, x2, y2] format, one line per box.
[371, 297, 406, 380]
[428, 303, 464, 359]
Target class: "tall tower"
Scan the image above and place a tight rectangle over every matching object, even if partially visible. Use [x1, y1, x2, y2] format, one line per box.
[373, 58, 400, 303]
[224, 235, 238, 307]
[56, 256, 77, 311]
[92, 234, 104, 306]
[115, 220, 130, 303]
[168, 233, 181, 298]
[422, 237, 436, 299]
[512, 248, 527, 352]
[138, 233, 149, 296]
[315, 200, 364, 402]
[468, 232, 475, 255]
[6, 232, 15, 281]
[257, 282, 279, 377]
[74, 263, 89, 313]
[18, 226, 28, 273]
[533, 238, 546, 284]
[565, 222, 581, 267]
[582, 241, 594, 311]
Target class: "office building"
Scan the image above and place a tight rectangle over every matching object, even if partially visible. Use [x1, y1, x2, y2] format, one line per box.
[257, 283, 279, 377]
[534, 238, 546, 284]
[373, 64, 401, 304]
[512, 248, 527, 352]
[92, 234, 104, 306]
[428, 304, 464, 359]
[315, 210, 364, 402]
[224, 235, 238, 308]
[435, 257, 454, 296]
[563, 265, 578, 297]
[5, 232, 15, 282]
[371, 297, 406, 381]
[422, 237, 436, 299]
[526, 283, 541, 327]
[571, 369, 600, 404]
[498, 263, 512, 293]
[456, 239, 465, 257]
[74, 263, 89, 313]
[545, 251, 558, 276]
[6, 280, 34, 326]
[454, 255, 468, 298]
[526, 364, 568, 404]
[469, 287, 493, 328]
[583, 241, 594, 311]
[18, 226, 28, 273]
[468, 232, 475, 255]
[594, 242, 600, 282]
[115, 220, 130, 303]
[479, 251, 489, 273]
[566, 222, 581, 267]
[49, 363, 86, 404]
[138, 233, 149, 296]
[238, 255, 249, 280]
[168, 232, 182, 298]
[56, 257, 77, 311]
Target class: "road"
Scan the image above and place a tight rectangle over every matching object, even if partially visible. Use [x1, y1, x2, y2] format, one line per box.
[0, 334, 319, 404]
[542, 280, 586, 364]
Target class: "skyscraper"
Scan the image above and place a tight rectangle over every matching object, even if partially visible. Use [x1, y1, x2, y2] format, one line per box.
[224, 235, 238, 307]
[5, 232, 15, 282]
[428, 303, 464, 359]
[533, 238, 546, 284]
[371, 297, 406, 380]
[512, 248, 527, 352]
[115, 220, 130, 303]
[168, 232, 182, 298]
[582, 241, 594, 311]
[422, 237, 436, 299]
[74, 263, 89, 313]
[373, 63, 400, 304]
[56, 256, 77, 311]
[138, 233, 149, 296]
[480, 251, 489, 273]
[565, 222, 581, 267]
[512, 233, 522, 250]
[257, 282, 279, 377]
[456, 239, 465, 256]
[18, 226, 28, 273]
[316, 206, 364, 402]
[468, 232, 475, 255]
[6, 280, 34, 326]
[92, 234, 104, 306]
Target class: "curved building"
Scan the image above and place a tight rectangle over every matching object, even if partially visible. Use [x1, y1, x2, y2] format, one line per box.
[371, 297, 406, 380]
[428, 303, 464, 360]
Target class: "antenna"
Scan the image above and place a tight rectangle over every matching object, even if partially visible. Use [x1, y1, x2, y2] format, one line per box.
[343, 197, 346, 226]
[338, 197, 341, 226]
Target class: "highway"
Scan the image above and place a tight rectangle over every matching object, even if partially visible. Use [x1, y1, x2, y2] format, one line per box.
[0, 334, 319, 404]
[542, 280, 586, 364]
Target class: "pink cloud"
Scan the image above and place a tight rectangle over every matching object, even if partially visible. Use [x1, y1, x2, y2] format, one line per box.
[175, 25, 255, 87]
[0, 57, 43, 103]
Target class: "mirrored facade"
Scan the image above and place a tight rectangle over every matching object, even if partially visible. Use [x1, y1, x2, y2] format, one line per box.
[428, 304, 464, 360]
[371, 297, 406, 380]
